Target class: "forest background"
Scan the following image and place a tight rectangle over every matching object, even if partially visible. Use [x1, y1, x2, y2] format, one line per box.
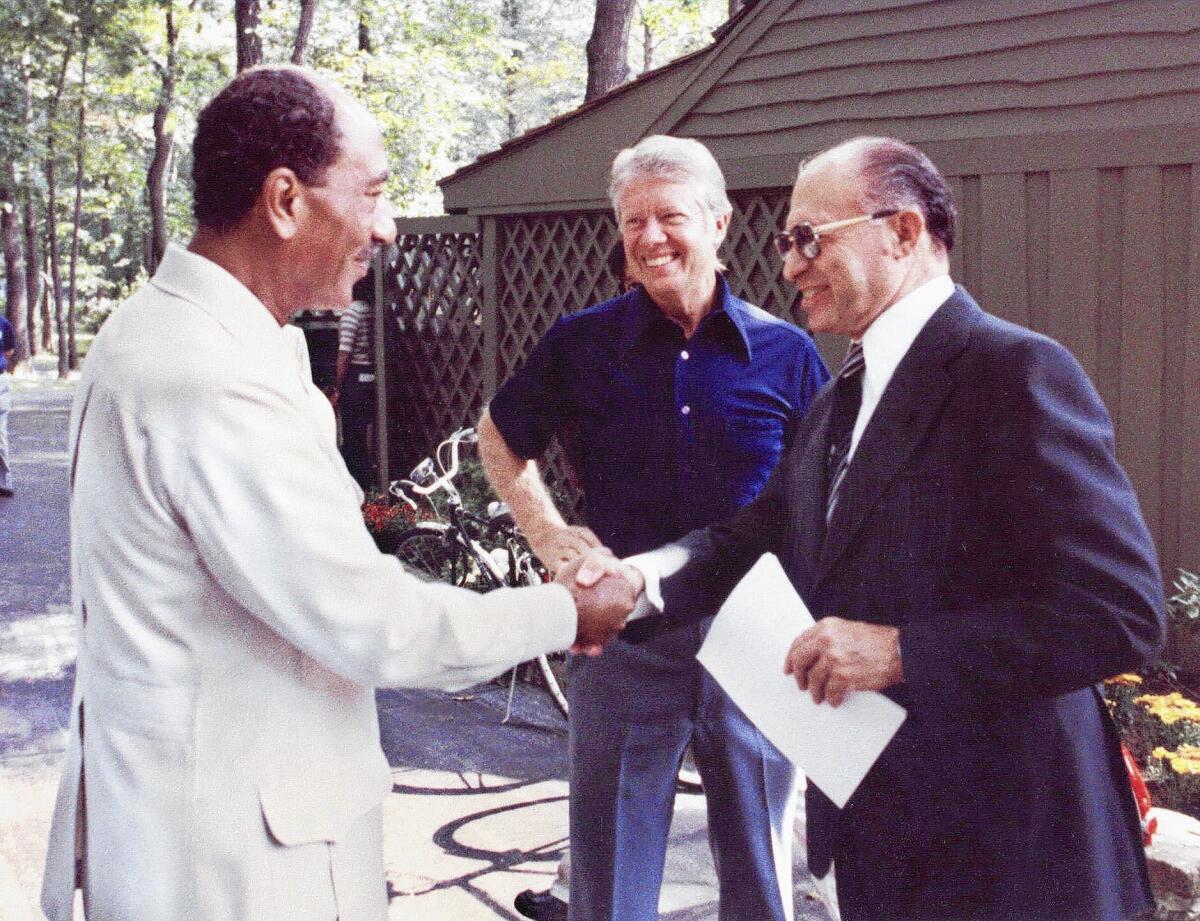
[0, 0, 742, 377]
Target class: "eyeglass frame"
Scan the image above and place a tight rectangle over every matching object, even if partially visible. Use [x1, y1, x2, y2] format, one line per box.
[772, 208, 900, 260]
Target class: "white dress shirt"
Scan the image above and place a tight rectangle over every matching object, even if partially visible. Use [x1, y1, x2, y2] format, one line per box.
[847, 274, 954, 460]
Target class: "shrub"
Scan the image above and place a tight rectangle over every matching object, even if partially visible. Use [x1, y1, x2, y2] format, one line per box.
[1163, 569, 1200, 680]
[1104, 666, 1200, 821]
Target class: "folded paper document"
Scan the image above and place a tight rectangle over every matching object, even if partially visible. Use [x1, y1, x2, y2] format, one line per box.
[696, 553, 906, 808]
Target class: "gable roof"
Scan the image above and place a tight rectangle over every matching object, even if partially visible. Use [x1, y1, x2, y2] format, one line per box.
[440, 0, 1200, 215]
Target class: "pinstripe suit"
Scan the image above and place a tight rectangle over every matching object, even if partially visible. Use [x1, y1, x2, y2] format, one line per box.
[639, 288, 1165, 921]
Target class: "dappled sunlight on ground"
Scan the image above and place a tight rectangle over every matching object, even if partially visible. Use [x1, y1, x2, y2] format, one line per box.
[0, 606, 76, 684]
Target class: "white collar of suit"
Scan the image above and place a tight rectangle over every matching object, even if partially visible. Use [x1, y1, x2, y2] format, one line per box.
[152, 242, 295, 346]
[848, 274, 954, 459]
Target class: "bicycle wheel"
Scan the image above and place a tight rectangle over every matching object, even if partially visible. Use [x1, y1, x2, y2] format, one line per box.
[393, 525, 494, 592]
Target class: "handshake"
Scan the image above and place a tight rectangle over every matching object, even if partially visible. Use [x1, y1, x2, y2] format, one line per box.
[530, 525, 646, 655]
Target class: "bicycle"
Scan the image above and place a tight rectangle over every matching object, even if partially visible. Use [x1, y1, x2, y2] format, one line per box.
[389, 427, 569, 718]
[389, 427, 702, 793]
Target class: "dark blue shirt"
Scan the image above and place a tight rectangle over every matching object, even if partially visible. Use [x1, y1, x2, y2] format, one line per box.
[489, 275, 830, 557]
[0, 316, 14, 372]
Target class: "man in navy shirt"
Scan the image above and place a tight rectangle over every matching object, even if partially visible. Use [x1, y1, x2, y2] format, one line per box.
[479, 135, 829, 921]
[0, 314, 16, 497]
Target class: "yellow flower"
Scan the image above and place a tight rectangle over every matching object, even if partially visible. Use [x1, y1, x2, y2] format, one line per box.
[1152, 744, 1200, 776]
[1135, 693, 1200, 725]
[1107, 673, 1143, 686]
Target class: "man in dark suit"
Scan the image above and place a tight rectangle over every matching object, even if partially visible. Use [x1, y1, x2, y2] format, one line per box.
[583, 136, 1166, 921]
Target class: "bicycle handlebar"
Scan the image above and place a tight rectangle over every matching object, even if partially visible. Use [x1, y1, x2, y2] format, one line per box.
[391, 426, 479, 502]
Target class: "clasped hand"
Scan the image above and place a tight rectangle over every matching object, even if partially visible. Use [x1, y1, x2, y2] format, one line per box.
[551, 545, 645, 656]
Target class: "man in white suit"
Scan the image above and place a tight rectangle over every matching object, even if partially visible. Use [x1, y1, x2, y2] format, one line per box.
[40, 65, 635, 921]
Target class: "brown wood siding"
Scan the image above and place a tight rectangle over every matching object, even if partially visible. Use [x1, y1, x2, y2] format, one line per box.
[673, 0, 1200, 161]
[939, 162, 1199, 586]
[428, 0, 1200, 594]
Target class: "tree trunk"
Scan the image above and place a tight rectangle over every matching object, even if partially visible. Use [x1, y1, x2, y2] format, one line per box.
[291, 0, 317, 65]
[45, 33, 75, 380]
[235, 0, 262, 72]
[40, 250, 52, 353]
[502, 0, 521, 140]
[643, 15, 652, 72]
[21, 50, 40, 356]
[585, 0, 636, 102]
[358, 12, 371, 54]
[147, 3, 178, 273]
[1, 176, 29, 368]
[67, 38, 90, 370]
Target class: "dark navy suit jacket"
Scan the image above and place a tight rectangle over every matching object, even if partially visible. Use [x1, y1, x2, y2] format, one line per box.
[645, 288, 1166, 921]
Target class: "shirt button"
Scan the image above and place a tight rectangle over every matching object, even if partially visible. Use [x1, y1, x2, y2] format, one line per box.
[680, 350, 689, 360]
[681, 405, 691, 415]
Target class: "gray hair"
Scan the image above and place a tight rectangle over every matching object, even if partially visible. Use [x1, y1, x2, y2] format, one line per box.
[608, 135, 732, 221]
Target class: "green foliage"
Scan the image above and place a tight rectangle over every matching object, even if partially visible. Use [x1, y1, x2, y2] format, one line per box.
[634, 0, 726, 71]
[1149, 568, 1200, 683]
[0, 0, 728, 335]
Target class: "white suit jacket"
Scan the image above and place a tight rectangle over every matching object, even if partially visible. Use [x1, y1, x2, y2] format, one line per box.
[41, 245, 575, 921]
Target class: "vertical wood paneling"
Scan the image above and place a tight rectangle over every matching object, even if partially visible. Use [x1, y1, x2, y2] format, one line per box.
[1118, 167, 1165, 538]
[1024, 173, 1051, 332]
[481, 217, 500, 400]
[978, 173, 1029, 326]
[1045, 170, 1101, 379]
[1160, 165, 1193, 577]
[946, 175, 964, 281]
[372, 253, 390, 490]
[958, 175, 982, 295]
[1181, 168, 1200, 576]
[1096, 168, 1125, 423]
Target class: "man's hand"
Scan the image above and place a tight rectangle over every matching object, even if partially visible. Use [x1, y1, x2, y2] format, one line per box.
[556, 554, 639, 655]
[783, 617, 902, 707]
[528, 524, 604, 576]
[572, 549, 645, 596]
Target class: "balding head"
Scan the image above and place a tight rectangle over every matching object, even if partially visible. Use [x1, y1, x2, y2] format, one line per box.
[782, 137, 952, 338]
[801, 137, 956, 255]
[192, 65, 344, 232]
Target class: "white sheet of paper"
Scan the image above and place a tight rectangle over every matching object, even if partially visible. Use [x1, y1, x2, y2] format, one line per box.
[696, 553, 907, 808]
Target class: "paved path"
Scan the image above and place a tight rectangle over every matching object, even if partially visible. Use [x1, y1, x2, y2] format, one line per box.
[0, 379, 830, 921]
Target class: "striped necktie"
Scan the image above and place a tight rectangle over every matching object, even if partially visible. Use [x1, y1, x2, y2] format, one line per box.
[825, 341, 865, 525]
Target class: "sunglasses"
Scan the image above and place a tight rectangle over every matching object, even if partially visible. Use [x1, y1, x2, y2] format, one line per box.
[772, 209, 899, 259]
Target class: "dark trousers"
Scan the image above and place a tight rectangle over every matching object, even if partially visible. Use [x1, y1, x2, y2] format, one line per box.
[339, 375, 375, 490]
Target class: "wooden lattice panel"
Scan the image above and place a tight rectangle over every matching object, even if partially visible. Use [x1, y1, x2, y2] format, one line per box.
[387, 228, 485, 456]
[725, 189, 803, 322]
[496, 213, 622, 385]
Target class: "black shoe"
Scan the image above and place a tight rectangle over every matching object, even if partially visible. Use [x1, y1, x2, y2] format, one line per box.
[514, 888, 568, 921]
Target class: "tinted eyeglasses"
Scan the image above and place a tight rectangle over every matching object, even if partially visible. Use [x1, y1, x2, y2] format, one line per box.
[772, 209, 899, 259]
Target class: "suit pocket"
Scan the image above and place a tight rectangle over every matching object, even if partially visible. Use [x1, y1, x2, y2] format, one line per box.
[258, 754, 392, 847]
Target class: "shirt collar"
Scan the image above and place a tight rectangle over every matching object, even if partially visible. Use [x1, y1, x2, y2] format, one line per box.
[618, 273, 753, 361]
[151, 243, 290, 347]
[858, 274, 954, 391]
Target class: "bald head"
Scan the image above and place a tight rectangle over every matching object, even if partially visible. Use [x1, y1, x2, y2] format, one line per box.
[800, 137, 956, 255]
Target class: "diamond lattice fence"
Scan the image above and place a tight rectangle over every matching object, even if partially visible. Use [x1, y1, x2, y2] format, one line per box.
[386, 225, 484, 461]
[495, 212, 623, 384]
[726, 189, 803, 322]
